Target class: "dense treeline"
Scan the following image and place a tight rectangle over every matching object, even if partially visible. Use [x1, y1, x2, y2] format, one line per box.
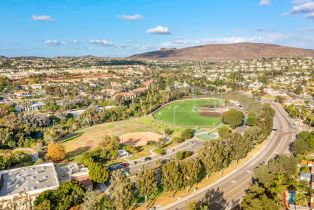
[0, 151, 33, 170]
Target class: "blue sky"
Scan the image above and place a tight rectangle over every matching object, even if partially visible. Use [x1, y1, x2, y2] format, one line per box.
[1, 0, 314, 57]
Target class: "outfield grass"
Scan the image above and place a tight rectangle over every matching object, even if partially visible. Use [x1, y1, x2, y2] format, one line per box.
[153, 99, 224, 127]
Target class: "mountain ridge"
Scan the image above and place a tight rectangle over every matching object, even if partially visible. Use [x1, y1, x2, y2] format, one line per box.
[130, 42, 314, 62]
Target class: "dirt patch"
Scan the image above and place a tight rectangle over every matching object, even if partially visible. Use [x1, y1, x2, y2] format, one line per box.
[120, 132, 162, 146]
[200, 111, 222, 117]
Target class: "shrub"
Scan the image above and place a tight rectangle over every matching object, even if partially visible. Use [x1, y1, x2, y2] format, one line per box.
[154, 147, 166, 155]
[123, 144, 137, 154]
[181, 128, 194, 140]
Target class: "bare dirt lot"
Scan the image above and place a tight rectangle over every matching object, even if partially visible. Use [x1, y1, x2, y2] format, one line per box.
[119, 132, 162, 146]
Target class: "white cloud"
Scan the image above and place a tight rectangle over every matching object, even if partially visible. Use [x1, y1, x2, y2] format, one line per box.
[72, 40, 80, 44]
[118, 14, 143, 21]
[89, 39, 113, 46]
[260, 0, 271, 6]
[32, 15, 53, 21]
[159, 34, 284, 49]
[44, 40, 66, 46]
[290, 0, 314, 18]
[147, 25, 171, 35]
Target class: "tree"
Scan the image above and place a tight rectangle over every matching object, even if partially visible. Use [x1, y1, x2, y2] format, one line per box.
[164, 128, 174, 136]
[0, 127, 14, 148]
[267, 155, 297, 177]
[254, 165, 276, 188]
[241, 184, 278, 210]
[98, 136, 120, 158]
[294, 85, 303, 95]
[199, 140, 231, 174]
[274, 96, 285, 104]
[228, 132, 250, 161]
[181, 128, 194, 140]
[81, 191, 99, 210]
[295, 192, 308, 206]
[109, 170, 135, 209]
[181, 159, 204, 191]
[218, 125, 231, 138]
[136, 167, 157, 209]
[290, 138, 310, 155]
[46, 143, 65, 161]
[34, 181, 86, 210]
[88, 162, 109, 183]
[161, 160, 182, 192]
[246, 112, 257, 126]
[222, 109, 244, 128]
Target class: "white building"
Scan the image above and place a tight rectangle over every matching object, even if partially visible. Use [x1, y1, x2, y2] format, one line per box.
[0, 163, 59, 209]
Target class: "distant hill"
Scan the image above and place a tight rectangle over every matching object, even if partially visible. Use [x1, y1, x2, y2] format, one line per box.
[130, 42, 314, 62]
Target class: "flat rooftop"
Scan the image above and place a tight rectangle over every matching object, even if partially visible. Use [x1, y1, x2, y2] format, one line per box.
[0, 163, 59, 198]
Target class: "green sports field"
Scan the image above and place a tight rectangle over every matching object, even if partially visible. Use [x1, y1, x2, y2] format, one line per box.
[153, 98, 225, 127]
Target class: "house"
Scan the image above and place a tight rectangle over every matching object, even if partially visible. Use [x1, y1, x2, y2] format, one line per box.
[14, 90, 32, 98]
[300, 172, 312, 182]
[118, 149, 130, 158]
[0, 163, 60, 208]
[31, 84, 43, 90]
[67, 109, 85, 117]
[55, 163, 92, 190]
[28, 102, 45, 112]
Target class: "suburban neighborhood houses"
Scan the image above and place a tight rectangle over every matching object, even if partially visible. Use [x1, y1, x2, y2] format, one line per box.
[0, 55, 313, 210]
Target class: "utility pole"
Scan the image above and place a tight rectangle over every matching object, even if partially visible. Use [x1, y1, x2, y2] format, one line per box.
[144, 195, 147, 210]
[173, 105, 178, 125]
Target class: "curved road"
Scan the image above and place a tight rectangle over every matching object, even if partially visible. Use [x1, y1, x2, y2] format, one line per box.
[160, 102, 298, 210]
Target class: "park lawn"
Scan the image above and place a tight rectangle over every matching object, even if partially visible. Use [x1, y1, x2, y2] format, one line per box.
[211, 91, 263, 115]
[61, 116, 182, 160]
[153, 99, 223, 127]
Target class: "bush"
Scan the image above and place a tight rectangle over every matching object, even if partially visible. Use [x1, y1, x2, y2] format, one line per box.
[176, 151, 184, 160]
[154, 147, 166, 155]
[181, 128, 194, 140]
[164, 128, 174, 136]
[173, 137, 184, 143]
[123, 144, 137, 154]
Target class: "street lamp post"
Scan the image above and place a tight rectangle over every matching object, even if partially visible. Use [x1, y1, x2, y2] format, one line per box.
[173, 105, 178, 125]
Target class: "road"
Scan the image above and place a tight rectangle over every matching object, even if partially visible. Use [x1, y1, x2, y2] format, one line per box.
[160, 101, 298, 210]
[128, 139, 204, 174]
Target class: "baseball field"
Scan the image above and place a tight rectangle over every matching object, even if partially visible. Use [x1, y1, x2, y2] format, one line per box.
[153, 98, 225, 127]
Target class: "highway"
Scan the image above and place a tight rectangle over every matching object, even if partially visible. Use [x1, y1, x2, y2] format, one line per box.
[160, 102, 298, 210]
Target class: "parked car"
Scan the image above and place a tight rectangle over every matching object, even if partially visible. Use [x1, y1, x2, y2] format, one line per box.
[142, 156, 152, 162]
[161, 159, 169, 165]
